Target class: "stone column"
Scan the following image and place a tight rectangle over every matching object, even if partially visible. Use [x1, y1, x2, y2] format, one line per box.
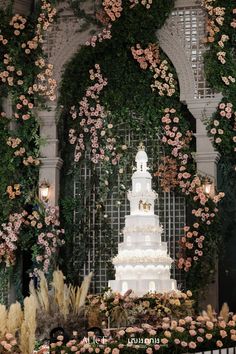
[0, 0, 33, 15]
[38, 104, 63, 206]
[188, 97, 221, 182]
[188, 97, 221, 311]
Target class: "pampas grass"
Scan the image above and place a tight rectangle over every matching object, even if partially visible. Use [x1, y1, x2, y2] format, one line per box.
[77, 272, 93, 310]
[7, 301, 23, 336]
[220, 302, 230, 322]
[35, 271, 49, 313]
[30, 269, 92, 339]
[0, 304, 7, 336]
[69, 272, 93, 315]
[0, 297, 36, 354]
[20, 295, 37, 354]
[0, 270, 91, 345]
[52, 270, 70, 319]
[20, 320, 28, 354]
[206, 304, 214, 321]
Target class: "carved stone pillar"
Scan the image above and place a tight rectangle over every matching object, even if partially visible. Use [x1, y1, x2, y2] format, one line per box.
[0, 0, 33, 15]
[188, 98, 221, 181]
[188, 100, 221, 311]
[38, 104, 63, 205]
[13, 0, 33, 15]
[2, 97, 12, 118]
[157, 1, 222, 310]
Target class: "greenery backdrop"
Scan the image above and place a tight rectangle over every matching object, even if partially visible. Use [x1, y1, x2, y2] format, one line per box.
[0, 0, 235, 305]
[58, 0, 224, 300]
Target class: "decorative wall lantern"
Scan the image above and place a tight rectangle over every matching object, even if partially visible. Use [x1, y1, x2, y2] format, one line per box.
[202, 176, 214, 196]
[39, 179, 50, 202]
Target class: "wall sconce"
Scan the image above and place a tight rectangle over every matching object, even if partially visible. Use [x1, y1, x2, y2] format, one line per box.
[39, 179, 50, 202]
[202, 176, 214, 196]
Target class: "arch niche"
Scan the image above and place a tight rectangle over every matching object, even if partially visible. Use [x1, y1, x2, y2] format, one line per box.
[37, 0, 221, 305]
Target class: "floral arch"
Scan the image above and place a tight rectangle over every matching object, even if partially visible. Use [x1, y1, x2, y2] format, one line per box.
[0, 0, 231, 309]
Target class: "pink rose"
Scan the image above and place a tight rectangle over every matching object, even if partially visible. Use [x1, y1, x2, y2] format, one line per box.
[189, 341, 197, 349]
[216, 340, 223, 348]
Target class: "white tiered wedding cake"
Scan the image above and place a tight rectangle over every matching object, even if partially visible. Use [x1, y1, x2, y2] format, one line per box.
[109, 144, 177, 296]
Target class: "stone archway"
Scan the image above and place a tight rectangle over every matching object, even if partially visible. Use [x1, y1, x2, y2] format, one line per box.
[158, 25, 195, 103]
[157, 0, 221, 181]
[38, 0, 222, 206]
[29, 0, 222, 309]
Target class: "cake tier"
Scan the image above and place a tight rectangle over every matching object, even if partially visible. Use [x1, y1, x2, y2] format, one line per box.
[123, 224, 163, 235]
[114, 263, 172, 280]
[125, 214, 160, 227]
[122, 229, 164, 247]
[118, 240, 167, 251]
[128, 189, 157, 199]
[109, 278, 177, 296]
[128, 196, 156, 215]
[112, 248, 173, 266]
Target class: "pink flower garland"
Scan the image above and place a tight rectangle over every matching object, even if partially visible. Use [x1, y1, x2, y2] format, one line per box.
[0, 0, 57, 122]
[6, 135, 40, 165]
[102, 0, 123, 21]
[157, 108, 224, 271]
[0, 212, 25, 267]
[131, 44, 176, 96]
[69, 64, 120, 165]
[0, 206, 65, 273]
[202, 1, 236, 85]
[208, 102, 236, 152]
[129, 0, 153, 9]
[85, 25, 112, 47]
[155, 108, 192, 190]
[32, 206, 65, 274]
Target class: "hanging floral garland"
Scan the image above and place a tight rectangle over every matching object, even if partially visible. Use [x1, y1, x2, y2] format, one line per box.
[131, 43, 177, 96]
[68, 64, 120, 165]
[202, 0, 236, 162]
[129, 40, 225, 275]
[154, 109, 224, 271]
[0, 0, 64, 281]
[58, 0, 226, 296]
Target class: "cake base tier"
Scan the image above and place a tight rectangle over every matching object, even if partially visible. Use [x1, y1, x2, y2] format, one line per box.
[109, 278, 177, 296]
[113, 263, 172, 280]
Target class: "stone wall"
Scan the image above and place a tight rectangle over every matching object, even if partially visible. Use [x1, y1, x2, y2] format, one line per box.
[0, 0, 33, 15]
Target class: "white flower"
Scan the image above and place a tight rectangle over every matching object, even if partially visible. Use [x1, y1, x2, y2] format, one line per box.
[210, 128, 217, 135]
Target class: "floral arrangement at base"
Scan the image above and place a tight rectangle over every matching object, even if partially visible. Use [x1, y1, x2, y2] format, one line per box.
[0, 333, 20, 354]
[0, 269, 93, 354]
[86, 289, 194, 328]
[0, 273, 236, 354]
[30, 270, 92, 340]
[34, 303, 236, 354]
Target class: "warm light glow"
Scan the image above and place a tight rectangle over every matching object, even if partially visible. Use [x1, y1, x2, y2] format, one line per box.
[109, 144, 177, 295]
[39, 179, 50, 202]
[122, 281, 128, 293]
[203, 177, 213, 195]
[149, 281, 156, 292]
[204, 183, 211, 195]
